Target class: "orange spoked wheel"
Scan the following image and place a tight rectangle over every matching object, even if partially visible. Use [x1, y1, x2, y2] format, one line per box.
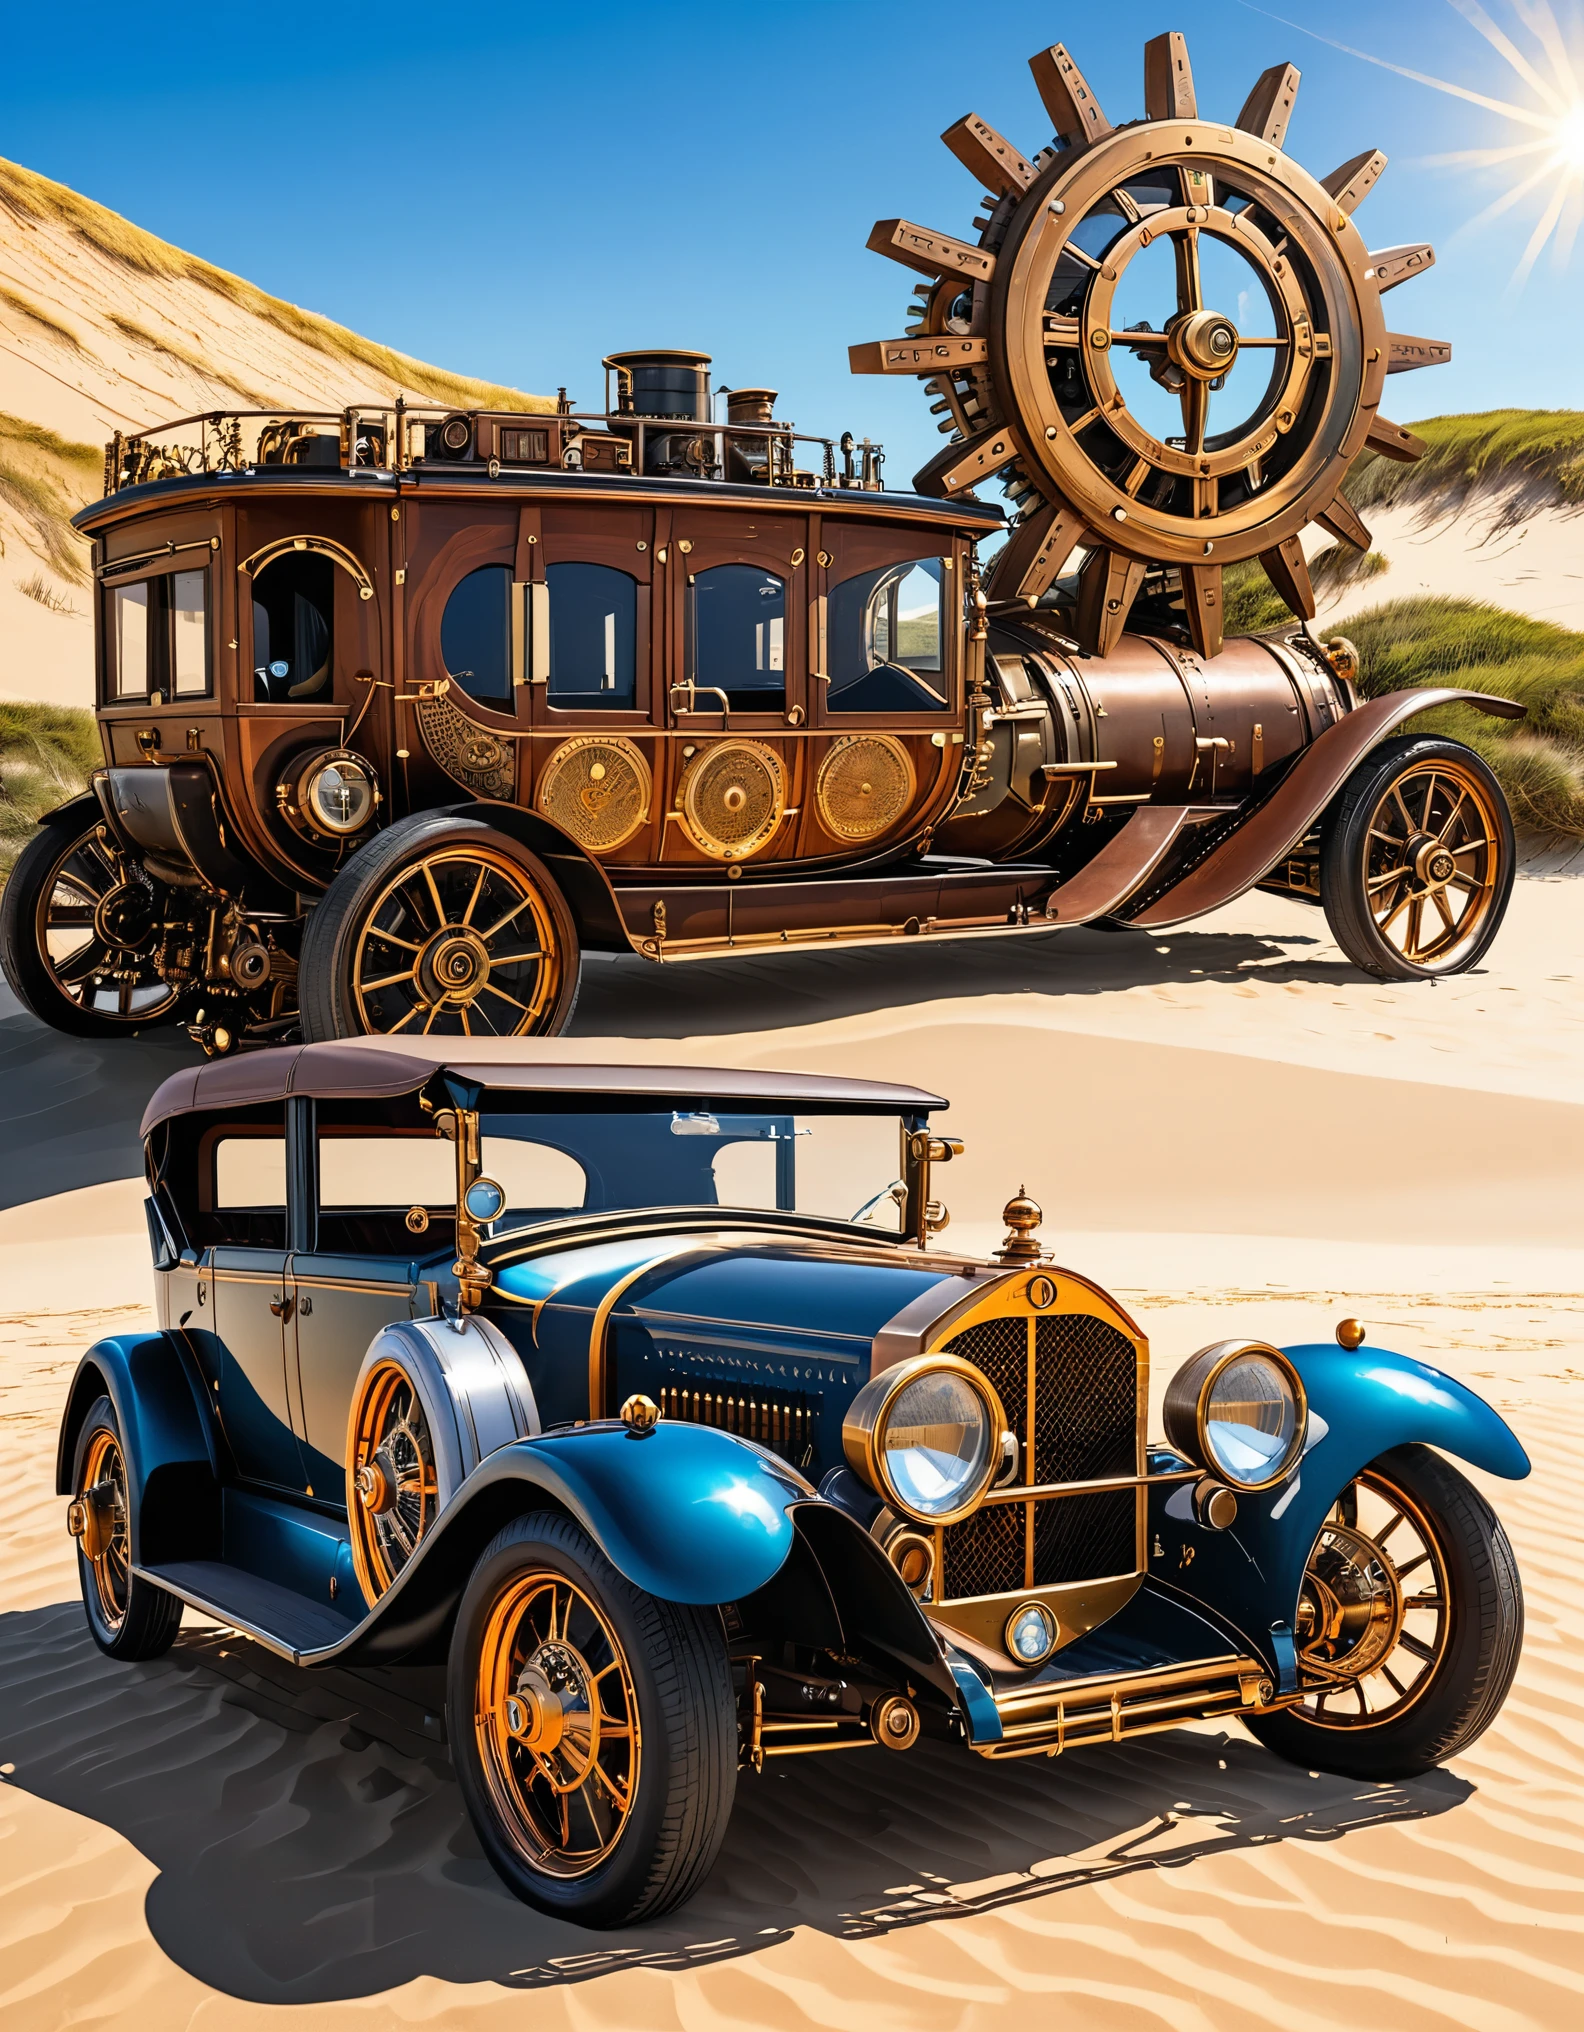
[1321, 738, 1515, 980]
[1245, 1444, 1523, 1779]
[299, 814, 580, 1041]
[474, 1568, 641, 1879]
[67, 1396, 183, 1659]
[347, 1358, 440, 1602]
[448, 1512, 737, 1925]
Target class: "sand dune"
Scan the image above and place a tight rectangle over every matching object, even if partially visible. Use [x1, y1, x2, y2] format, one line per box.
[1, 863, 1582, 2026]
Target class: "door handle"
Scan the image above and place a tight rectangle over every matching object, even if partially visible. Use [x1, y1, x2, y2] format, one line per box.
[270, 1294, 294, 1321]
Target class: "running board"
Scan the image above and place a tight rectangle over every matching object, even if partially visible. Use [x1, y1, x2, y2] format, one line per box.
[138, 1560, 361, 1665]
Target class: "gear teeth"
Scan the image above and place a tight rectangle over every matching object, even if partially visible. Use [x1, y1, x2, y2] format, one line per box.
[1236, 62, 1300, 148]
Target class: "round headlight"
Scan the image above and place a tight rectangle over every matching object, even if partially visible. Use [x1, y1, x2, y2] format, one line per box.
[279, 748, 379, 841]
[843, 1355, 1006, 1526]
[1164, 1340, 1307, 1491]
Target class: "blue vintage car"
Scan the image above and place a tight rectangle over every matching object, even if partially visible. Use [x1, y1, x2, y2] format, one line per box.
[60, 1042, 1527, 1925]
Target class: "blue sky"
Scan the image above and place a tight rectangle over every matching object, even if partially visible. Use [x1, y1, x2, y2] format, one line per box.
[2, 2, 1579, 482]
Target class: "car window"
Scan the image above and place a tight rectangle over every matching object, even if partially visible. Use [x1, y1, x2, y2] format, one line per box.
[442, 564, 514, 706]
[691, 565, 785, 710]
[214, 1134, 286, 1223]
[547, 563, 637, 709]
[318, 1133, 587, 1213]
[252, 550, 333, 702]
[827, 557, 949, 713]
[108, 569, 209, 701]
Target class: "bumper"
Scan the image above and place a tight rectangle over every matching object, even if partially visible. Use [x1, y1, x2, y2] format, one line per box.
[971, 1651, 1278, 1760]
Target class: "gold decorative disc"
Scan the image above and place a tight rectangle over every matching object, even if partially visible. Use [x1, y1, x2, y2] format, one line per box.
[536, 737, 652, 855]
[815, 734, 916, 842]
[678, 741, 787, 860]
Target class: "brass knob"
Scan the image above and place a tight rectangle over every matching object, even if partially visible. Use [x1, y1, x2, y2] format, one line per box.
[620, 1393, 660, 1436]
[1335, 1317, 1366, 1351]
[994, 1188, 1046, 1263]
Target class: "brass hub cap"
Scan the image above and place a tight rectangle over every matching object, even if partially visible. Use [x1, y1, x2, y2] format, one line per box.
[1293, 1466, 1451, 1728]
[475, 1573, 640, 1878]
[352, 845, 563, 1037]
[1361, 759, 1505, 972]
[346, 1362, 438, 1601]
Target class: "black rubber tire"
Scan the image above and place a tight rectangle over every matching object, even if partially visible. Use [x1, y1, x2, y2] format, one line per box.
[1319, 735, 1515, 981]
[1244, 1444, 1523, 1781]
[0, 808, 186, 1036]
[71, 1397, 185, 1661]
[447, 1511, 737, 1927]
[297, 811, 580, 1041]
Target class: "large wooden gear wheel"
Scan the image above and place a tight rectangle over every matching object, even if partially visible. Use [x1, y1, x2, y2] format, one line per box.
[853, 31, 1450, 657]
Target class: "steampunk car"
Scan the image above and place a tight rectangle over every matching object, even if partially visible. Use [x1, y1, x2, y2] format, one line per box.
[62, 1040, 1526, 1924]
[2, 30, 1523, 1052]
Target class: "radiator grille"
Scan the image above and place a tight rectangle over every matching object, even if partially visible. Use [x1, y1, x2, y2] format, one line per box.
[657, 1383, 814, 1465]
[937, 1310, 1141, 1600]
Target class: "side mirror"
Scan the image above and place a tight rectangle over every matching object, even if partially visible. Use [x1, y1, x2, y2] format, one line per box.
[463, 1177, 506, 1224]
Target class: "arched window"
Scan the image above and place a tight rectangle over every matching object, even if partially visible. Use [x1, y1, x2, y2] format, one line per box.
[252, 552, 334, 701]
[692, 565, 784, 711]
[827, 557, 949, 713]
[547, 563, 637, 709]
[441, 564, 513, 706]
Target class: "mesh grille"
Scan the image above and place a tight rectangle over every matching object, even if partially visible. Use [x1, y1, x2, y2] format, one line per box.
[1033, 1489, 1136, 1584]
[945, 1316, 1027, 1456]
[1032, 1315, 1137, 1484]
[942, 1501, 1024, 1599]
[939, 1308, 1140, 1601]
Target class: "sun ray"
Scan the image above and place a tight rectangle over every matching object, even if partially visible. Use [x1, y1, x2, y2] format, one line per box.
[1447, 0, 1568, 113]
[1238, 0, 1584, 284]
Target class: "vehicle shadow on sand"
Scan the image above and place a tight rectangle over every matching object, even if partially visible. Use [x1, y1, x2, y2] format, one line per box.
[0, 1603, 1471, 2006]
[571, 920, 1363, 1039]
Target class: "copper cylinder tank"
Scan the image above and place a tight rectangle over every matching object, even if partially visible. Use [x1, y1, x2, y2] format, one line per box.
[935, 623, 1353, 862]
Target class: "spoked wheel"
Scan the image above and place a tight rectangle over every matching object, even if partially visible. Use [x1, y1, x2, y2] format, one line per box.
[0, 805, 185, 1034]
[347, 1357, 440, 1602]
[1321, 737, 1515, 980]
[67, 1396, 183, 1659]
[1245, 1443, 1523, 1779]
[299, 813, 580, 1040]
[449, 1512, 736, 1926]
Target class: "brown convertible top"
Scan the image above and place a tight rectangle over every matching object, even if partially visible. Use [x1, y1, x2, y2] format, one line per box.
[140, 1036, 947, 1137]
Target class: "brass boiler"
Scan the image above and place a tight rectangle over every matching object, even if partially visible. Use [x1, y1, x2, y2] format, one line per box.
[937, 624, 1354, 862]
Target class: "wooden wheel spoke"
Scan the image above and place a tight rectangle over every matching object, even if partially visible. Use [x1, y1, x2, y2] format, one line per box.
[1366, 865, 1410, 895]
[479, 894, 534, 942]
[361, 966, 418, 992]
[1435, 783, 1468, 842]
[1393, 1549, 1430, 1580]
[1374, 1509, 1405, 1546]
[367, 929, 423, 954]
[460, 864, 487, 926]
[1397, 1629, 1438, 1664]
[56, 940, 111, 985]
[1419, 770, 1438, 830]
[1173, 224, 1203, 314]
[383, 999, 426, 1035]
[1404, 1592, 1445, 1610]
[1180, 378, 1209, 459]
[422, 860, 449, 930]
[1376, 889, 1414, 939]
[1382, 1663, 1407, 1696]
[1390, 784, 1416, 834]
[1430, 887, 1457, 936]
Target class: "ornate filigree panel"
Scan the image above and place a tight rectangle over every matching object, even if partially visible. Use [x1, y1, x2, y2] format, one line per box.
[677, 741, 787, 861]
[414, 685, 518, 799]
[815, 733, 916, 842]
[536, 737, 652, 854]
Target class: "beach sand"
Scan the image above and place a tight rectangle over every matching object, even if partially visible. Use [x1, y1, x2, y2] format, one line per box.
[1, 879, 1582, 2028]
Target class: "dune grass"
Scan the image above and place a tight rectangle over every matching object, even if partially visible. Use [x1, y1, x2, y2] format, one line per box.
[0, 701, 100, 876]
[0, 155, 550, 414]
[1346, 409, 1584, 519]
[0, 413, 99, 581]
[0, 283, 81, 351]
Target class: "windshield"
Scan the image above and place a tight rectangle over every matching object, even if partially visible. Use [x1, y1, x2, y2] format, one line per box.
[473, 1107, 908, 1234]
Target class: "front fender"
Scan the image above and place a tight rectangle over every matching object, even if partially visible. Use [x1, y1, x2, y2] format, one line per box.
[55, 1335, 220, 1565]
[309, 1419, 803, 1664]
[1149, 1341, 1528, 1689]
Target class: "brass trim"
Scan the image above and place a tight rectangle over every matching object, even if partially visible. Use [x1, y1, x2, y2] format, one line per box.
[976, 1652, 1273, 1760]
[929, 1572, 1141, 1655]
[585, 1240, 730, 1419]
[676, 740, 789, 862]
[237, 533, 374, 601]
[814, 734, 917, 843]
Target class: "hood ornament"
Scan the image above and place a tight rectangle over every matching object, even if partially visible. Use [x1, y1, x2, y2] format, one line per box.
[994, 1188, 1047, 1264]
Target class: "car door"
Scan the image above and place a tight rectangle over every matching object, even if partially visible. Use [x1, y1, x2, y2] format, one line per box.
[287, 1107, 447, 1497]
[206, 1110, 309, 1493]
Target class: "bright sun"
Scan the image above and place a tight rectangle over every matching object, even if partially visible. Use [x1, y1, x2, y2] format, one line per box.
[1272, 0, 1584, 284]
[1554, 102, 1584, 172]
